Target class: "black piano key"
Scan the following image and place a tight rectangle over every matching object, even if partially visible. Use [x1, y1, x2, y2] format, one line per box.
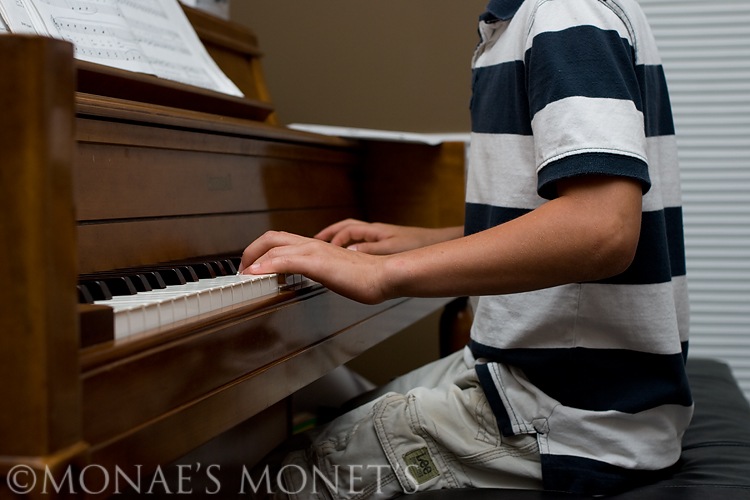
[190, 262, 217, 279]
[79, 280, 113, 301]
[224, 258, 239, 274]
[77, 285, 95, 304]
[207, 260, 227, 276]
[127, 274, 153, 292]
[76, 255, 242, 305]
[101, 276, 138, 296]
[154, 268, 187, 286]
[176, 266, 199, 282]
[141, 271, 166, 289]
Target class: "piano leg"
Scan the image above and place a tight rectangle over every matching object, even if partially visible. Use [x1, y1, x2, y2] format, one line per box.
[0, 35, 90, 498]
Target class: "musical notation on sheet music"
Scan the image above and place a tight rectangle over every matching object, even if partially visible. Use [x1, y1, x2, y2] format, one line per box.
[52, 16, 147, 64]
[0, 0, 45, 34]
[2, 0, 243, 96]
[26, 0, 153, 72]
[116, 0, 241, 94]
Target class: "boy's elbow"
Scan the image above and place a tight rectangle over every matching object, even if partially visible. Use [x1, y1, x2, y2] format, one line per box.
[605, 239, 638, 277]
[593, 220, 640, 279]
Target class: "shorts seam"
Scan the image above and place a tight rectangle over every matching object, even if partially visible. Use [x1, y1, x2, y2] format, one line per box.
[409, 393, 463, 489]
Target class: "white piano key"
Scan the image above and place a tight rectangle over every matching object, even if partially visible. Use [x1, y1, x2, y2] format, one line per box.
[185, 292, 200, 317]
[196, 288, 214, 314]
[260, 274, 275, 294]
[158, 299, 174, 326]
[143, 302, 161, 332]
[95, 272, 305, 340]
[127, 305, 146, 337]
[171, 295, 188, 322]
[237, 278, 258, 303]
[115, 307, 131, 339]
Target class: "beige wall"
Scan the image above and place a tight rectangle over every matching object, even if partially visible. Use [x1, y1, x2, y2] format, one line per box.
[230, 1, 487, 132]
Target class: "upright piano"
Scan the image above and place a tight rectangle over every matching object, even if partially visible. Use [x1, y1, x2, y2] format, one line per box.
[0, 7, 465, 497]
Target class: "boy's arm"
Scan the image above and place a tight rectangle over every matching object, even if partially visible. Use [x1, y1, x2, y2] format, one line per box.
[239, 174, 642, 305]
[386, 175, 643, 299]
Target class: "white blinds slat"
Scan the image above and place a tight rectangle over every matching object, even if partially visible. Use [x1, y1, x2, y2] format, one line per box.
[640, 0, 750, 401]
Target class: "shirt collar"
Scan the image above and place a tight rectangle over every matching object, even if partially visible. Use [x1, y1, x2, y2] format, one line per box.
[481, 0, 524, 22]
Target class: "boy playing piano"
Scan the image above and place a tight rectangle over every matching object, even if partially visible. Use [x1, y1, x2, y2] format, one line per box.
[239, 0, 692, 497]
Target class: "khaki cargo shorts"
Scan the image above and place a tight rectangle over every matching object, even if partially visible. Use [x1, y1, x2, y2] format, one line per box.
[275, 348, 542, 499]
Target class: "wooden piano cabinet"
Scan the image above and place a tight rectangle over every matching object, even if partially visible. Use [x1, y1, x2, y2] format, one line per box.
[361, 140, 466, 229]
[71, 103, 361, 274]
[0, 36, 89, 497]
[0, 9, 465, 498]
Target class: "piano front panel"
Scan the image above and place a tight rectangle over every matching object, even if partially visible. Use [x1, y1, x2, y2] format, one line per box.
[74, 109, 362, 274]
[76, 212, 352, 275]
[75, 125, 359, 219]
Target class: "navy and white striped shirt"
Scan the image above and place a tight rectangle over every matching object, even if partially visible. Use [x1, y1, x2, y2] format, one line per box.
[467, 0, 693, 494]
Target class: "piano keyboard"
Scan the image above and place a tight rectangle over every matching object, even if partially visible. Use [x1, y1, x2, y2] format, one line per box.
[79, 258, 309, 340]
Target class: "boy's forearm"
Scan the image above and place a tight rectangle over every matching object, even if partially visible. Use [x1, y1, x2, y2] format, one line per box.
[423, 225, 464, 245]
[383, 178, 642, 300]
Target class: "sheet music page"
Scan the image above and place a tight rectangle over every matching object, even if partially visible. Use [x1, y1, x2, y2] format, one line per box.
[288, 124, 471, 146]
[24, 0, 154, 73]
[116, 0, 242, 96]
[9, 0, 242, 96]
[177, 0, 228, 20]
[0, 0, 48, 34]
[0, 10, 9, 32]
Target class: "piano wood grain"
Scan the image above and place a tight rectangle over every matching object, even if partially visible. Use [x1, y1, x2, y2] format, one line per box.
[0, 35, 87, 477]
[0, 7, 466, 496]
[73, 99, 364, 274]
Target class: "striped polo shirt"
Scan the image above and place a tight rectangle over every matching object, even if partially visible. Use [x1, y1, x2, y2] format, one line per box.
[466, 0, 693, 494]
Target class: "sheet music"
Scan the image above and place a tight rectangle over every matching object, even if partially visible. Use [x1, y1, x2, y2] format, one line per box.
[178, 0, 228, 20]
[288, 124, 471, 146]
[0, 0, 44, 34]
[1, 0, 242, 96]
[27, 0, 152, 73]
[116, 0, 241, 95]
[0, 11, 8, 32]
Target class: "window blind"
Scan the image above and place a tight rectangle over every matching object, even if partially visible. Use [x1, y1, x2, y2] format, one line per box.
[639, 0, 750, 400]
